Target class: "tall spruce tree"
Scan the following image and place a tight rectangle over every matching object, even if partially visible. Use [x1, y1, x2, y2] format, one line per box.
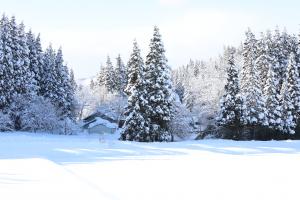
[281, 53, 300, 134]
[55, 48, 76, 119]
[120, 40, 150, 141]
[241, 28, 268, 128]
[0, 15, 15, 110]
[264, 64, 282, 130]
[10, 17, 34, 97]
[96, 64, 105, 86]
[144, 26, 174, 142]
[69, 68, 77, 92]
[115, 54, 127, 94]
[26, 30, 41, 93]
[40, 45, 57, 104]
[104, 56, 115, 92]
[217, 47, 243, 132]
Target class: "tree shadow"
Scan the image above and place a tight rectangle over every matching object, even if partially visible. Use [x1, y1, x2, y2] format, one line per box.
[0, 133, 299, 166]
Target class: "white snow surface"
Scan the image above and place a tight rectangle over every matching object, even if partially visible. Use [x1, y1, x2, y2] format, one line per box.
[0, 132, 300, 200]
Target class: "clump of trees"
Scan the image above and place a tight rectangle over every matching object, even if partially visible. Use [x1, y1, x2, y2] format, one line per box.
[0, 14, 76, 134]
[120, 27, 174, 142]
[217, 28, 300, 140]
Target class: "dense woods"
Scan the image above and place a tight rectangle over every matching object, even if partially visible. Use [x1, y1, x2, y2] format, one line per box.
[0, 15, 76, 133]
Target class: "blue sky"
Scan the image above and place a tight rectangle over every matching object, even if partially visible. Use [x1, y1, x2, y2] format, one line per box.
[1, 0, 300, 79]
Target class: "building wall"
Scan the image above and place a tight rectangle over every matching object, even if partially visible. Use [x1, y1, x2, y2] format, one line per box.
[88, 125, 116, 134]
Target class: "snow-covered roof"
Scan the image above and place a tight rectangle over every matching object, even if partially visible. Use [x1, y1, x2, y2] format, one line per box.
[88, 117, 118, 129]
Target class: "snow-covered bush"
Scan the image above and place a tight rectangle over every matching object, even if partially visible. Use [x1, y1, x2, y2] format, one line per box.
[168, 99, 195, 139]
[5, 95, 78, 134]
[20, 96, 61, 133]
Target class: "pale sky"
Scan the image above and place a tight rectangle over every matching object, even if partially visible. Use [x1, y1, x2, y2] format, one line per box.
[1, 0, 300, 79]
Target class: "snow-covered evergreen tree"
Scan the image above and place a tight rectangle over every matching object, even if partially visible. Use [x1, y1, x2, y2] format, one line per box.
[281, 53, 300, 134]
[124, 40, 144, 96]
[69, 68, 77, 92]
[264, 64, 282, 130]
[256, 32, 272, 89]
[27, 31, 44, 95]
[114, 54, 127, 94]
[96, 65, 105, 87]
[217, 47, 243, 130]
[272, 28, 287, 92]
[241, 29, 268, 127]
[183, 83, 195, 112]
[120, 40, 150, 141]
[144, 26, 174, 142]
[103, 56, 115, 92]
[10, 17, 34, 97]
[241, 28, 258, 92]
[40, 45, 58, 103]
[0, 15, 14, 109]
[55, 48, 76, 119]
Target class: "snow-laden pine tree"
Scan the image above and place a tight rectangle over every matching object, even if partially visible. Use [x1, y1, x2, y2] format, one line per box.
[183, 83, 195, 112]
[35, 34, 44, 95]
[10, 17, 35, 97]
[26, 30, 41, 93]
[55, 48, 76, 119]
[114, 54, 127, 94]
[241, 29, 268, 128]
[96, 65, 105, 86]
[272, 28, 287, 91]
[0, 15, 15, 109]
[120, 40, 150, 141]
[281, 53, 300, 134]
[124, 40, 143, 96]
[256, 32, 272, 89]
[40, 45, 58, 103]
[217, 47, 243, 133]
[69, 68, 77, 92]
[144, 26, 174, 142]
[264, 64, 282, 130]
[27, 31, 44, 95]
[241, 28, 257, 92]
[103, 56, 115, 92]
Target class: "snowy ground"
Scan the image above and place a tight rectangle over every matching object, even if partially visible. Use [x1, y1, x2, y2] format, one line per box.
[0, 132, 300, 200]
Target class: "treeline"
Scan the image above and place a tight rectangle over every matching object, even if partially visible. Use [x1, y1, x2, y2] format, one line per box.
[0, 14, 76, 133]
[218, 28, 300, 140]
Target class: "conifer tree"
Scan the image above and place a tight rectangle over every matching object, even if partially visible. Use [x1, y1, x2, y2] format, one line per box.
[120, 40, 150, 141]
[96, 65, 105, 86]
[217, 47, 243, 130]
[27, 30, 41, 93]
[144, 26, 174, 142]
[10, 17, 34, 97]
[40, 45, 57, 103]
[69, 68, 77, 92]
[272, 28, 286, 91]
[124, 40, 144, 96]
[183, 83, 195, 112]
[115, 54, 127, 94]
[0, 15, 14, 109]
[241, 29, 268, 128]
[55, 48, 76, 119]
[264, 65, 282, 130]
[104, 56, 115, 92]
[281, 53, 300, 134]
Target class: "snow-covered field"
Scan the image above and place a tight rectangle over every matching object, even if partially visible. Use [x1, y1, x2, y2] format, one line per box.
[0, 132, 300, 200]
